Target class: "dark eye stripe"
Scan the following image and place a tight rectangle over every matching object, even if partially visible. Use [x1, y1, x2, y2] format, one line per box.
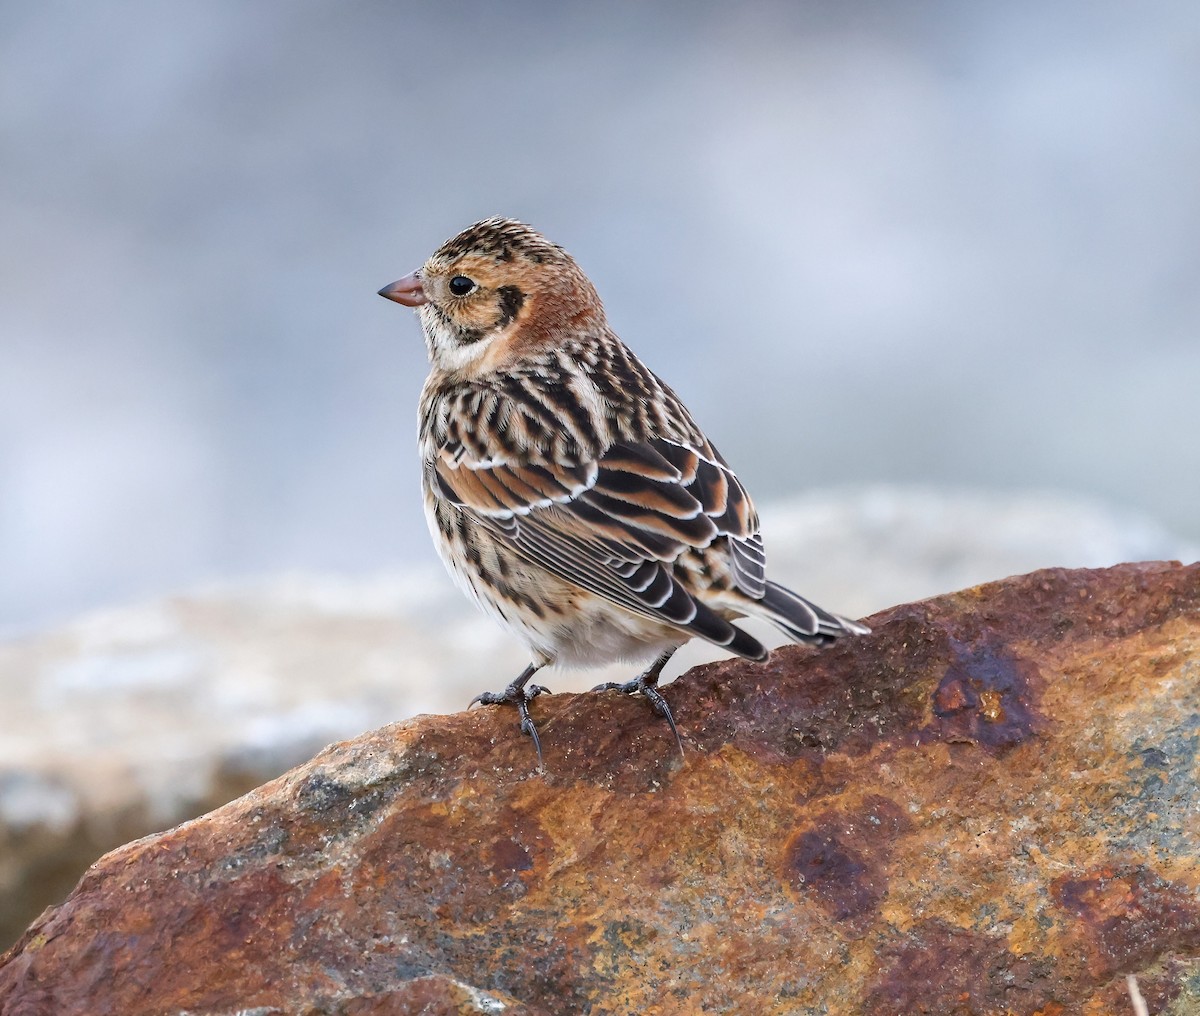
[495, 286, 525, 330]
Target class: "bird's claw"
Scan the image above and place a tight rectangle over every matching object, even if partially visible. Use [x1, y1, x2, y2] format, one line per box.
[470, 682, 549, 708]
[591, 678, 639, 695]
[592, 675, 684, 759]
[469, 680, 547, 767]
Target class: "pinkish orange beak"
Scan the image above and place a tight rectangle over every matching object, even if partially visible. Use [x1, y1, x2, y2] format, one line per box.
[378, 271, 428, 307]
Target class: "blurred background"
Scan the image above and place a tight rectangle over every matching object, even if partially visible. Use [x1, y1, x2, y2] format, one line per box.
[3, 0, 1198, 635]
[2, 0, 1200, 949]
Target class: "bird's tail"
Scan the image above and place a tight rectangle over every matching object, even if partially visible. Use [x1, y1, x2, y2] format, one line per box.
[753, 581, 871, 646]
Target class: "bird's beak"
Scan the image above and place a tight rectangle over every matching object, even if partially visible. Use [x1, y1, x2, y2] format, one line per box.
[378, 271, 428, 307]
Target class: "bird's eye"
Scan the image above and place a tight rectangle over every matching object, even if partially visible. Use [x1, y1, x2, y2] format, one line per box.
[448, 275, 476, 297]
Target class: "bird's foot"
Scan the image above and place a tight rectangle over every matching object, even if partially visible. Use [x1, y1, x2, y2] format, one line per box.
[470, 681, 550, 766]
[592, 673, 684, 759]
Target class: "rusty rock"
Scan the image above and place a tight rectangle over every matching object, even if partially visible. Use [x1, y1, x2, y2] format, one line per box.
[1, 562, 1198, 1015]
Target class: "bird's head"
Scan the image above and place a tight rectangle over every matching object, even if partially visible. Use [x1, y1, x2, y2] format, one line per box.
[379, 218, 605, 375]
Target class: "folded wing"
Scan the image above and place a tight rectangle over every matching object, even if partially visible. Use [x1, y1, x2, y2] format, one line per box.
[431, 436, 769, 659]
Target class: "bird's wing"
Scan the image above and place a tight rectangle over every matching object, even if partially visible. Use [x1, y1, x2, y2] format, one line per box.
[431, 435, 767, 649]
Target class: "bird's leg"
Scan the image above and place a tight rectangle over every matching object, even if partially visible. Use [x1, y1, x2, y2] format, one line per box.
[592, 649, 683, 757]
[470, 663, 550, 766]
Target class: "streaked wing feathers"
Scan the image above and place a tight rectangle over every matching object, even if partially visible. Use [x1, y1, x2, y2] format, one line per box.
[432, 436, 768, 632]
[434, 453, 596, 516]
[491, 505, 755, 652]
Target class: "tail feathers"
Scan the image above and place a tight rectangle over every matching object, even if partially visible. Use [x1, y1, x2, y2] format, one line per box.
[727, 623, 769, 662]
[681, 581, 864, 661]
[686, 595, 769, 662]
[756, 581, 871, 646]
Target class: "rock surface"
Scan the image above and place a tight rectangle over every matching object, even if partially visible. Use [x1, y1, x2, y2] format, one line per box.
[2, 487, 1195, 949]
[2, 561, 1198, 1015]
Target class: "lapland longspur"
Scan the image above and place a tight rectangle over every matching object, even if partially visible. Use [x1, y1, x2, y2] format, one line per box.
[380, 218, 868, 761]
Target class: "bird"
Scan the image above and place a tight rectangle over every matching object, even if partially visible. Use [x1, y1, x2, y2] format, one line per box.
[379, 217, 868, 763]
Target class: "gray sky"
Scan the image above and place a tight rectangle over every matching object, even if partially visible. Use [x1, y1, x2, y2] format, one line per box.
[2, 1, 1198, 631]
